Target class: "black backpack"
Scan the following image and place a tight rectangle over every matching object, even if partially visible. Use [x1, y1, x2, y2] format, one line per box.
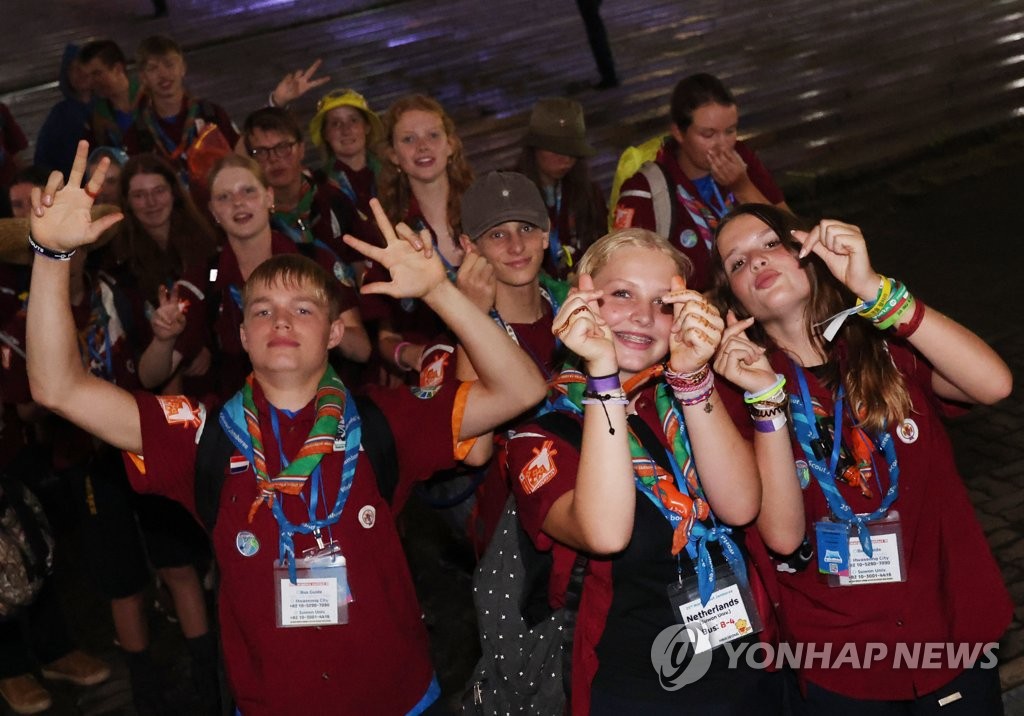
[463, 411, 587, 715]
[193, 394, 397, 533]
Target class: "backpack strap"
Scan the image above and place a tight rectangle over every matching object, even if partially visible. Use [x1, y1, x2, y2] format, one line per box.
[638, 162, 675, 239]
[193, 393, 398, 533]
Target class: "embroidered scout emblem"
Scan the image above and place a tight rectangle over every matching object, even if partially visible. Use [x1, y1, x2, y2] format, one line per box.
[229, 455, 249, 474]
[411, 345, 454, 399]
[679, 229, 699, 248]
[236, 531, 260, 557]
[613, 206, 634, 230]
[795, 459, 811, 489]
[519, 440, 558, 494]
[358, 505, 376, 529]
[896, 418, 919, 444]
[155, 395, 205, 428]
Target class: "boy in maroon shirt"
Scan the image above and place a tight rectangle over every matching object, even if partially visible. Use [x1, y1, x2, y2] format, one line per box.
[26, 142, 547, 715]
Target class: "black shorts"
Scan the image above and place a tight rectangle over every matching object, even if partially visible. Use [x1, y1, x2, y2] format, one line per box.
[67, 447, 210, 599]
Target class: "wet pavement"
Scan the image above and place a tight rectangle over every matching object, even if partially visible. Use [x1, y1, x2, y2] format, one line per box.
[0, 0, 1022, 713]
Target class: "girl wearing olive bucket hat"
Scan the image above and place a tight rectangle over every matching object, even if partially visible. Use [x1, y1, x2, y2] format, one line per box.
[515, 98, 606, 281]
[309, 88, 385, 214]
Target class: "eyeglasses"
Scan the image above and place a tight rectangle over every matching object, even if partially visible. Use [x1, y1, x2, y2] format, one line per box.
[248, 140, 298, 161]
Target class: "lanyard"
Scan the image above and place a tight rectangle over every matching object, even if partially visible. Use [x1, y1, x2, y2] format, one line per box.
[790, 362, 900, 557]
[266, 395, 361, 582]
[627, 401, 747, 606]
[543, 182, 568, 270]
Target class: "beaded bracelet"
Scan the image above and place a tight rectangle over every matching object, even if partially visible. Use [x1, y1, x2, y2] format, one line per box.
[28, 233, 76, 261]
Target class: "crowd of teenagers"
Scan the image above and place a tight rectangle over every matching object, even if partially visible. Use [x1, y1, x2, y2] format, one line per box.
[0, 31, 1012, 716]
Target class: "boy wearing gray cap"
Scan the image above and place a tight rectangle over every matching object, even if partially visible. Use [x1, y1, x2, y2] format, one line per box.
[456, 171, 570, 552]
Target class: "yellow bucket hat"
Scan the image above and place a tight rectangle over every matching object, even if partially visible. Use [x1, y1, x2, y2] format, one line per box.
[309, 89, 384, 150]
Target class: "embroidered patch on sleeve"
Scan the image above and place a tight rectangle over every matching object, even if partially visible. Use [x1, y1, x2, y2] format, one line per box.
[613, 206, 635, 229]
[155, 395, 205, 429]
[229, 454, 250, 474]
[519, 439, 558, 495]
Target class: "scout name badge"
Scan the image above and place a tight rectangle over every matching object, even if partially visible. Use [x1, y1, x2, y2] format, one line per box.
[789, 363, 906, 587]
[268, 389, 361, 627]
[625, 389, 762, 652]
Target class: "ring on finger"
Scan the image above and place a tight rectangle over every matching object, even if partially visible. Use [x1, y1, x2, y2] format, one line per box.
[83, 185, 99, 200]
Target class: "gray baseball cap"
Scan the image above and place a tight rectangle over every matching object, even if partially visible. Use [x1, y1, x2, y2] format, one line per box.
[461, 171, 550, 240]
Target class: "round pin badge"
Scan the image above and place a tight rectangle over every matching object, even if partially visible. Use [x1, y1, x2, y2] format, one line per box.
[358, 505, 376, 529]
[896, 418, 919, 444]
[679, 229, 699, 248]
[235, 531, 260, 557]
[794, 459, 811, 489]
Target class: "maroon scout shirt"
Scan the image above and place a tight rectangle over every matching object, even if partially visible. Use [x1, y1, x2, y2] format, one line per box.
[123, 377, 473, 715]
[730, 342, 1012, 700]
[613, 139, 783, 291]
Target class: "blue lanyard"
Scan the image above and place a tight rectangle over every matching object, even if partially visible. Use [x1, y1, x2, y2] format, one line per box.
[488, 284, 562, 374]
[790, 362, 900, 557]
[630, 395, 748, 606]
[543, 182, 565, 269]
[267, 394, 361, 582]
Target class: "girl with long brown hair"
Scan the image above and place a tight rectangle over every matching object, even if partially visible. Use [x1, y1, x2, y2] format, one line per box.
[710, 203, 1012, 714]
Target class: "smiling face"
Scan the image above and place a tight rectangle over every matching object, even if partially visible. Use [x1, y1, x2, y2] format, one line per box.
[209, 165, 273, 241]
[590, 245, 678, 379]
[138, 52, 186, 106]
[468, 221, 549, 288]
[240, 276, 343, 380]
[323, 106, 370, 165]
[389, 109, 453, 184]
[126, 172, 174, 234]
[715, 212, 811, 322]
[672, 102, 739, 178]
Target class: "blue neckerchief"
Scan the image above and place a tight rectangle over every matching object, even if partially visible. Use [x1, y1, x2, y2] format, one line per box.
[630, 386, 748, 606]
[789, 361, 900, 557]
[220, 388, 362, 582]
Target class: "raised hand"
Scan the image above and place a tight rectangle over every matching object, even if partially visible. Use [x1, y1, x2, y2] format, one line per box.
[660, 277, 723, 373]
[30, 141, 123, 253]
[712, 310, 776, 393]
[271, 59, 331, 107]
[456, 250, 496, 313]
[707, 147, 749, 190]
[149, 284, 187, 342]
[343, 198, 446, 299]
[552, 274, 615, 373]
[792, 220, 879, 302]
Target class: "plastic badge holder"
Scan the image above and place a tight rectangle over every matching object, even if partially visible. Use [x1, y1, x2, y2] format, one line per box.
[828, 510, 906, 587]
[274, 543, 352, 628]
[667, 567, 763, 653]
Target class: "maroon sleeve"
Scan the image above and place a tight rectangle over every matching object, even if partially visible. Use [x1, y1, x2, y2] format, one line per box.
[736, 142, 785, 205]
[888, 340, 970, 420]
[364, 380, 461, 511]
[122, 392, 204, 515]
[506, 422, 581, 551]
[612, 170, 656, 231]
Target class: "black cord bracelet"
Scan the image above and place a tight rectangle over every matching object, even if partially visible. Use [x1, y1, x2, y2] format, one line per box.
[28, 233, 76, 261]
